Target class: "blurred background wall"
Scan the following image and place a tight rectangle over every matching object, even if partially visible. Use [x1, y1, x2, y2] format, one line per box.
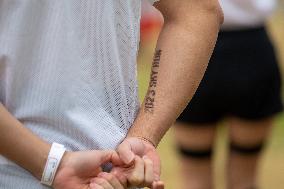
[137, 1, 284, 188]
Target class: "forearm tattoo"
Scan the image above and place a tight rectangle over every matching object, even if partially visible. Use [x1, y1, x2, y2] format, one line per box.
[145, 49, 162, 113]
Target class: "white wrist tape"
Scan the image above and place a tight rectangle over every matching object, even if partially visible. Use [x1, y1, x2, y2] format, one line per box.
[41, 142, 66, 186]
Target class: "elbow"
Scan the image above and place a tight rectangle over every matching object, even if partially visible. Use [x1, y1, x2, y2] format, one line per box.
[191, 0, 224, 28]
[205, 1, 224, 27]
[160, 0, 224, 28]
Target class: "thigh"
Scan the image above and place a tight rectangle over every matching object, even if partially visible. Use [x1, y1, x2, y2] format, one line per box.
[228, 117, 273, 146]
[174, 122, 217, 149]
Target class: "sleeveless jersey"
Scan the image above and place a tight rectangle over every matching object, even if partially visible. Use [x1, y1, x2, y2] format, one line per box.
[0, 0, 157, 188]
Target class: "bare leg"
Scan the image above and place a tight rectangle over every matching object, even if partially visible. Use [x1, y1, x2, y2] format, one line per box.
[174, 122, 217, 189]
[227, 117, 273, 189]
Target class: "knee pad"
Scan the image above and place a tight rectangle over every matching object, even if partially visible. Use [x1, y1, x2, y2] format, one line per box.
[230, 142, 265, 155]
[177, 146, 213, 159]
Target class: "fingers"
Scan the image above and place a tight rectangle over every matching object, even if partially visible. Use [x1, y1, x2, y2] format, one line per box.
[90, 177, 114, 189]
[115, 137, 164, 188]
[112, 155, 157, 188]
[153, 160, 161, 182]
[144, 156, 154, 187]
[128, 156, 145, 187]
[151, 157, 164, 189]
[141, 148, 163, 188]
[95, 150, 118, 166]
[110, 151, 124, 166]
[144, 149, 161, 182]
[127, 155, 157, 188]
[110, 167, 128, 185]
[98, 172, 125, 189]
[90, 173, 125, 189]
[152, 181, 165, 189]
[90, 183, 104, 189]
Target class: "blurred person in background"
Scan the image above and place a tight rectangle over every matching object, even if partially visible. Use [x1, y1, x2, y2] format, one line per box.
[174, 0, 283, 189]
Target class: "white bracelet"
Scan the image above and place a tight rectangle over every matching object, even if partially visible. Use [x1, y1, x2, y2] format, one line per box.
[41, 142, 66, 186]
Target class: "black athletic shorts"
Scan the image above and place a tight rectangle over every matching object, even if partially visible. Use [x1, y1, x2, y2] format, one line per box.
[177, 26, 283, 124]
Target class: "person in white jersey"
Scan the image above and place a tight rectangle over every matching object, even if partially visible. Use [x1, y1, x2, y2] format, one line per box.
[0, 0, 223, 188]
[174, 0, 283, 189]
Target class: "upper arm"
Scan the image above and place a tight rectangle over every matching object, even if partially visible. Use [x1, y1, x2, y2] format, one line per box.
[153, 0, 224, 25]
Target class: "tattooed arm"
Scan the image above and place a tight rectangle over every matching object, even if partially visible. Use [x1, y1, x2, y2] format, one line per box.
[128, 0, 224, 145]
[115, 1, 223, 188]
[114, 1, 224, 188]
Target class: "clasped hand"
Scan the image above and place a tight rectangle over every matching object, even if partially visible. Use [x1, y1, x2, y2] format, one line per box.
[53, 137, 164, 189]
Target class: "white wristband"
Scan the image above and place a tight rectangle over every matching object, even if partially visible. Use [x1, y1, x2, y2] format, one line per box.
[41, 142, 66, 186]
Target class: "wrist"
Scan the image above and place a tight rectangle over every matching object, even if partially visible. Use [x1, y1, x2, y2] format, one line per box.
[135, 136, 157, 148]
[41, 143, 66, 186]
[127, 125, 161, 148]
[128, 109, 170, 148]
[30, 143, 50, 180]
[52, 151, 72, 188]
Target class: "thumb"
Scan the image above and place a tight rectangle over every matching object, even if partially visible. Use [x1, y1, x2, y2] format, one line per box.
[117, 137, 145, 164]
[117, 140, 135, 165]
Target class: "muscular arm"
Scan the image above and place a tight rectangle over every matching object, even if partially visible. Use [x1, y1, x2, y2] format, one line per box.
[127, 0, 224, 146]
[0, 103, 50, 179]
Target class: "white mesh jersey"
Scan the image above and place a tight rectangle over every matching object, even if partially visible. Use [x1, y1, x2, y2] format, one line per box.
[0, 0, 158, 188]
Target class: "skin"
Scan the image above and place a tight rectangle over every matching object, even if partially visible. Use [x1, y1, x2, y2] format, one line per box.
[119, 0, 223, 187]
[174, 117, 273, 189]
[127, 0, 224, 146]
[52, 150, 123, 189]
[228, 118, 273, 189]
[174, 123, 216, 189]
[0, 0, 223, 188]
